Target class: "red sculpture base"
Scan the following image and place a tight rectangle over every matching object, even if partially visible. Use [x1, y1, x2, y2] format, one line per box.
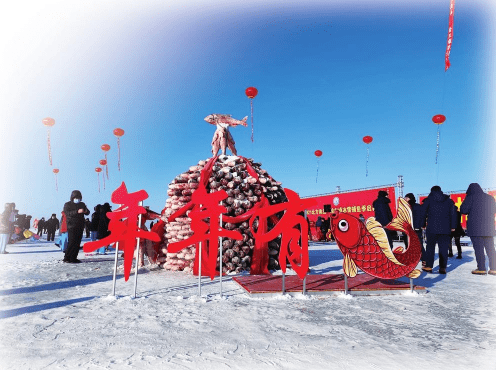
[233, 273, 426, 296]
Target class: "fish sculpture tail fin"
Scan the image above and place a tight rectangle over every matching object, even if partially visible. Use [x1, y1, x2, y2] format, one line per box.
[387, 197, 413, 234]
[242, 116, 248, 122]
[407, 269, 421, 279]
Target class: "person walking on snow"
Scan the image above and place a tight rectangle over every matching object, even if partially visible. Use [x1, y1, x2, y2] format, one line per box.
[460, 183, 496, 275]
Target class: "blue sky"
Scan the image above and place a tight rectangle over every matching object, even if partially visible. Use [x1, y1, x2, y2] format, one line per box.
[1, 0, 495, 220]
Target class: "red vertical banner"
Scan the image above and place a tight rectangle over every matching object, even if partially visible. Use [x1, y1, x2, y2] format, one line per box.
[445, 0, 455, 71]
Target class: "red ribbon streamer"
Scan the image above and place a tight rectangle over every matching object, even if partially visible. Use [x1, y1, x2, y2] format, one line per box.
[105, 153, 109, 179]
[445, 0, 455, 71]
[54, 174, 58, 192]
[98, 173, 101, 193]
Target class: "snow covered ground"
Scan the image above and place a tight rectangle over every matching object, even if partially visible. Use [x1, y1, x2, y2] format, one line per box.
[1, 237, 495, 370]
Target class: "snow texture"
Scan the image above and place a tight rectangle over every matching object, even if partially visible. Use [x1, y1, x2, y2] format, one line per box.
[1, 237, 495, 370]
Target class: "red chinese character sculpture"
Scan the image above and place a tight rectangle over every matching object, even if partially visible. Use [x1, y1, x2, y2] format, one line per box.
[83, 182, 160, 281]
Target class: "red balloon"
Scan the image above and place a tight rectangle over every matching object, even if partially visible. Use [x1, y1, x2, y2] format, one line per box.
[432, 114, 446, 124]
[113, 128, 125, 137]
[245, 87, 258, 99]
[52, 168, 59, 174]
[363, 136, 373, 144]
[95, 167, 102, 173]
[101, 144, 110, 151]
[99, 159, 107, 166]
[314, 150, 323, 157]
[42, 117, 55, 127]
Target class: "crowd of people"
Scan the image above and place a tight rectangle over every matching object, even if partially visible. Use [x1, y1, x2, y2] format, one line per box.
[1, 183, 495, 276]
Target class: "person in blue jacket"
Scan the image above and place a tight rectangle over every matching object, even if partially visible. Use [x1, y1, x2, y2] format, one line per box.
[460, 183, 496, 275]
[420, 186, 457, 274]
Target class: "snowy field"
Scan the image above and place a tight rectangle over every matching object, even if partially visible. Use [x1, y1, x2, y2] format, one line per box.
[1, 236, 495, 370]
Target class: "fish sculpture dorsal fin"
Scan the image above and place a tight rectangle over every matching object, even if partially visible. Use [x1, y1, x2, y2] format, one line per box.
[343, 253, 358, 277]
[387, 197, 413, 234]
[365, 217, 404, 266]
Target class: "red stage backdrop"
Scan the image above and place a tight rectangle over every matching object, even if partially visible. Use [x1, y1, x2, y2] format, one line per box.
[304, 187, 396, 241]
[419, 190, 496, 229]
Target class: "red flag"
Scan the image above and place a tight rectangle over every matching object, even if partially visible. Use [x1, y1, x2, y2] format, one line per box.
[445, 0, 455, 71]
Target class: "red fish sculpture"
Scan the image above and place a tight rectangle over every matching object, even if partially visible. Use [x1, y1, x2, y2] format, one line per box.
[330, 198, 421, 279]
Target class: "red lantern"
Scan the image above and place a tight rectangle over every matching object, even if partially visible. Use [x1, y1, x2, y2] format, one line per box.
[363, 136, 373, 176]
[432, 114, 446, 125]
[113, 128, 125, 171]
[432, 115, 446, 164]
[95, 167, 102, 192]
[245, 87, 258, 142]
[52, 168, 59, 191]
[101, 144, 110, 179]
[362, 136, 373, 144]
[42, 117, 55, 165]
[314, 150, 323, 182]
[99, 159, 107, 166]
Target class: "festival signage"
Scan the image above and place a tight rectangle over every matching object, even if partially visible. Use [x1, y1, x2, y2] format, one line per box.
[304, 186, 396, 241]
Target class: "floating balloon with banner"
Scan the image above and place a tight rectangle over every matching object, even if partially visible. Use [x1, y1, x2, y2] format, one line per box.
[245, 87, 258, 142]
[95, 167, 102, 192]
[52, 168, 59, 191]
[362, 136, 373, 177]
[101, 144, 110, 179]
[432, 114, 445, 164]
[99, 159, 107, 190]
[42, 117, 55, 165]
[314, 150, 323, 183]
[113, 128, 125, 171]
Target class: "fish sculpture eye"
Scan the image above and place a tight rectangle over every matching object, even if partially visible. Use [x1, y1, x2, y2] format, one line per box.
[338, 219, 349, 232]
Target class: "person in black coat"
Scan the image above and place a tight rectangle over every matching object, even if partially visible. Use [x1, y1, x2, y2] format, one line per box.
[63, 190, 90, 263]
[96, 203, 111, 254]
[420, 185, 457, 274]
[373, 190, 394, 249]
[460, 183, 496, 275]
[90, 205, 101, 242]
[37, 217, 45, 236]
[449, 206, 465, 259]
[405, 193, 426, 264]
[45, 213, 60, 241]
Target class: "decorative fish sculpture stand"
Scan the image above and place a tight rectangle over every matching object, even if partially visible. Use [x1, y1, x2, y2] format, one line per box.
[330, 198, 422, 280]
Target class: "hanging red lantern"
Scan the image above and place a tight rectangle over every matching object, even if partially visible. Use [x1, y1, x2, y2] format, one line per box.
[363, 136, 373, 177]
[99, 159, 107, 190]
[101, 144, 110, 179]
[432, 115, 446, 164]
[42, 117, 55, 166]
[113, 128, 125, 171]
[52, 168, 59, 191]
[245, 87, 258, 142]
[95, 167, 102, 192]
[314, 150, 323, 183]
[432, 114, 446, 124]
[362, 135, 373, 144]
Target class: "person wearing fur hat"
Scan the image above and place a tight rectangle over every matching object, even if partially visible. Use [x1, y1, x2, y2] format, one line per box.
[63, 190, 90, 263]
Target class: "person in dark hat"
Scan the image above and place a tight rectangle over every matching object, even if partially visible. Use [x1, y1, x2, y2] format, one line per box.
[420, 185, 457, 274]
[45, 213, 60, 242]
[460, 183, 496, 275]
[373, 190, 394, 249]
[63, 190, 90, 263]
[405, 193, 426, 265]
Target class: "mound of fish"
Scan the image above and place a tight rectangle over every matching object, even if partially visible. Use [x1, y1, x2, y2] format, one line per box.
[157, 155, 287, 274]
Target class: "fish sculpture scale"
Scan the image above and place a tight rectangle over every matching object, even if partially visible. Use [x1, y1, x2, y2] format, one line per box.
[330, 197, 421, 280]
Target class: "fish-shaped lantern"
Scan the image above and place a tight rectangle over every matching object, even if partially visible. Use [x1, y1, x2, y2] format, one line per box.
[330, 198, 421, 280]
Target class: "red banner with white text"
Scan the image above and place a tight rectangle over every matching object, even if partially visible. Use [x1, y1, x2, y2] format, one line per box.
[305, 187, 396, 241]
